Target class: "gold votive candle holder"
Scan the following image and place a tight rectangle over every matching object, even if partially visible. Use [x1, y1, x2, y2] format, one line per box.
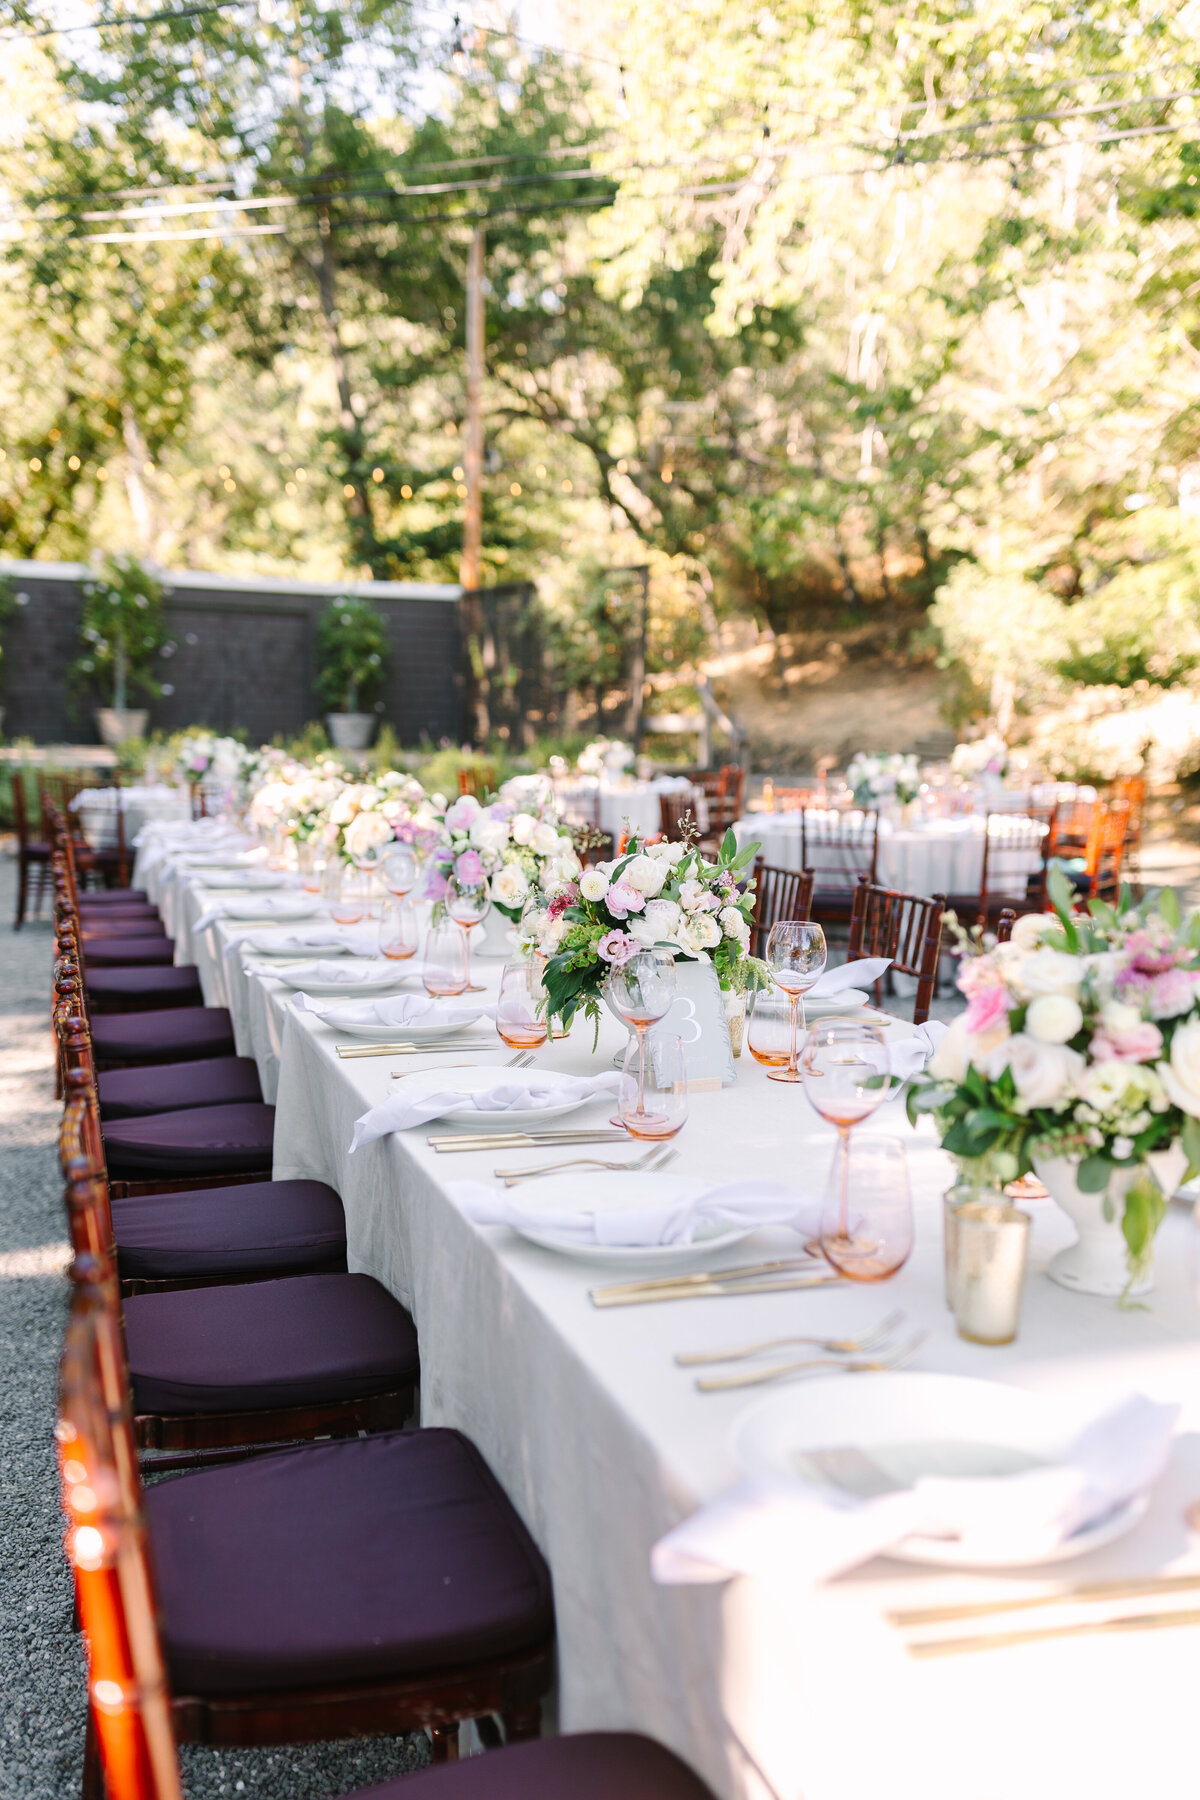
[952, 1201, 1032, 1346]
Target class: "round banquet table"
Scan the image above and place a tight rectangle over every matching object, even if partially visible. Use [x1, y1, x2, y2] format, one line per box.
[555, 775, 697, 842]
[71, 783, 191, 850]
[152, 846, 1200, 1800]
[735, 810, 1046, 897]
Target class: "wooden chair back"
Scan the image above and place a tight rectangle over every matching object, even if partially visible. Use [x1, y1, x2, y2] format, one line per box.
[658, 792, 698, 842]
[1085, 800, 1129, 902]
[995, 909, 1017, 943]
[847, 877, 946, 1026]
[58, 1278, 184, 1800]
[976, 811, 1053, 923]
[11, 767, 40, 851]
[1048, 799, 1093, 857]
[458, 765, 496, 799]
[751, 859, 816, 959]
[1111, 776, 1145, 871]
[801, 809, 880, 894]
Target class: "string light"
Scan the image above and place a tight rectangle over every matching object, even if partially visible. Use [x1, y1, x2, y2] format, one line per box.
[400, 483, 413, 498]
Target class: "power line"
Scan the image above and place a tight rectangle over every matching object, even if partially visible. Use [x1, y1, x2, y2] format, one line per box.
[0, 0, 247, 42]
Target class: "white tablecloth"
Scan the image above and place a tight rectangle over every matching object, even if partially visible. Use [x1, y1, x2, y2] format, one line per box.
[156, 855, 1200, 1800]
[556, 776, 696, 842]
[736, 812, 1045, 898]
[72, 784, 190, 850]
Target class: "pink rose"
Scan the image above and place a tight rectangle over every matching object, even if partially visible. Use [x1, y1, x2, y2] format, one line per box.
[964, 986, 1010, 1035]
[1147, 968, 1200, 1021]
[605, 880, 645, 919]
[956, 958, 1005, 1000]
[455, 849, 484, 884]
[1092, 1021, 1164, 1063]
[597, 929, 639, 965]
[421, 870, 450, 904]
[444, 796, 480, 831]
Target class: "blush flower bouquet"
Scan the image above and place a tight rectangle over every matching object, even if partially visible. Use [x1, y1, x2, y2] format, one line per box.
[425, 791, 581, 922]
[908, 869, 1200, 1285]
[528, 828, 769, 1030]
[325, 770, 427, 863]
[845, 751, 921, 809]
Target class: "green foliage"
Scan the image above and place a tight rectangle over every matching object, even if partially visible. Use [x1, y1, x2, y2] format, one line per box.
[412, 743, 517, 800]
[72, 555, 165, 711]
[314, 597, 389, 714]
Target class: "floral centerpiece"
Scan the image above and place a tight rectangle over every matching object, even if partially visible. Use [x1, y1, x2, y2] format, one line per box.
[247, 757, 346, 836]
[173, 731, 253, 790]
[528, 827, 769, 1031]
[576, 736, 635, 779]
[425, 791, 580, 922]
[845, 751, 920, 809]
[325, 770, 428, 863]
[908, 870, 1200, 1293]
[950, 732, 1011, 783]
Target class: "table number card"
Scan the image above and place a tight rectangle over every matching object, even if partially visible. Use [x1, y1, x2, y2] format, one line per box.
[657, 960, 738, 1088]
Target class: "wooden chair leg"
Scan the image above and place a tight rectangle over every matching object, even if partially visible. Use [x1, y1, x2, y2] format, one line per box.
[82, 1705, 105, 1800]
[428, 1722, 461, 1762]
[502, 1701, 542, 1742]
[15, 857, 28, 931]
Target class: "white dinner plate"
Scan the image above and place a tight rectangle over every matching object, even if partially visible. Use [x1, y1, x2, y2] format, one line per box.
[404, 1065, 591, 1129]
[804, 989, 869, 1016]
[731, 1372, 1151, 1568]
[216, 897, 321, 922]
[194, 869, 291, 889]
[271, 961, 409, 995]
[514, 1172, 752, 1267]
[331, 1010, 490, 1043]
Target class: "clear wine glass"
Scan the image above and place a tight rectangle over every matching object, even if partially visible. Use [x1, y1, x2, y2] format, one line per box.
[816, 1135, 913, 1282]
[446, 872, 490, 993]
[422, 920, 469, 996]
[765, 920, 827, 1082]
[382, 844, 417, 898]
[495, 959, 550, 1050]
[746, 986, 795, 1070]
[327, 864, 366, 925]
[607, 949, 677, 1123]
[378, 895, 419, 961]
[802, 1020, 898, 1273]
[618, 1029, 688, 1140]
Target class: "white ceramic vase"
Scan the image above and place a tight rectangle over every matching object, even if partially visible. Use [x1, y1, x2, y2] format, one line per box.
[475, 904, 516, 959]
[1032, 1154, 1155, 1298]
[326, 712, 376, 750]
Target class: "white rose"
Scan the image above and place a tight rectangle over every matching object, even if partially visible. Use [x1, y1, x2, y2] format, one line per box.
[679, 879, 707, 913]
[622, 854, 666, 898]
[643, 898, 682, 937]
[357, 785, 383, 810]
[678, 919, 714, 958]
[490, 864, 529, 909]
[329, 791, 359, 826]
[510, 811, 537, 846]
[532, 821, 561, 857]
[579, 868, 610, 902]
[1101, 999, 1143, 1035]
[1009, 911, 1058, 952]
[1158, 1019, 1200, 1118]
[684, 912, 722, 950]
[470, 817, 511, 855]
[343, 811, 394, 860]
[539, 916, 566, 953]
[552, 850, 582, 882]
[1079, 1058, 1139, 1115]
[629, 914, 667, 946]
[1014, 948, 1083, 1000]
[928, 1014, 970, 1084]
[990, 1034, 1083, 1111]
[1025, 993, 1083, 1045]
[647, 841, 673, 860]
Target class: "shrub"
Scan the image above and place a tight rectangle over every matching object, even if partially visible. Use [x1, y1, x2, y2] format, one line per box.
[72, 554, 166, 711]
[314, 596, 389, 714]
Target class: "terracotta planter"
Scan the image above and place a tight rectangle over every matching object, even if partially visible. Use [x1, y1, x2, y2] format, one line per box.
[326, 712, 376, 750]
[96, 707, 148, 746]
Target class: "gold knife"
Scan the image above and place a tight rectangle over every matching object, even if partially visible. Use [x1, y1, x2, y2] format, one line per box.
[428, 1132, 630, 1153]
[907, 1605, 1200, 1659]
[890, 1571, 1200, 1629]
[596, 1255, 823, 1298]
[591, 1274, 844, 1308]
[336, 1040, 489, 1057]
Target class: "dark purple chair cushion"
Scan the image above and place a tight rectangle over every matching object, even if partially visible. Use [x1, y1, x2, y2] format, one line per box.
[98, 1055, 262, 1119]
[126, 1272, 418, 1415]
[81, 915, 166, 937]
[102, 1100, 275, 1177]
[147, 1428, 552, 1694]
[111, 1179, 346, 1281]
[86, 965, 204, 1010]
[91, 1006, 236, 1065]
[79, 888, 149, 905]
[85, 937, 176, 969]
[358, 1735, 717, 1800]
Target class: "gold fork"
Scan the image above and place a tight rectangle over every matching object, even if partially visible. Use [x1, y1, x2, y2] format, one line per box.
[694, 1331, 927, 1392]
[497, 1145, 677, 1186]
[676, 1309, 906, 1367]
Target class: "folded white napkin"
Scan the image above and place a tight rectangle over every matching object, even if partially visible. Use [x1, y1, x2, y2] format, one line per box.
[194, 868, 292, 890]
[885, 1020, 948, 1082]
[270, 959, 398, 988]
[349, 1069, 621, 1149]
[184, 847, 267, 869]
[450, 1177, 821, 1245]
[226, 925, 378, 959]
[194, 896, 316, 930]
[807, 957, 892, 999]
[294, 991, 491, 1029]
[652, 1394, 1177, 1588]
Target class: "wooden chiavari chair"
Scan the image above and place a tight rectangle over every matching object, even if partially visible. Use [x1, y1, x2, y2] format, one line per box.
[803, 809, 880, 929]
[969, 809, 1055, 928]
[1111, 776, 1146, 879]
[1083, 799, 1130, 903]
[847, 877, 947, 1027]
[10, 765, 53, 928]
[750, 859, 816, 958]
[658, 792, 697, 843]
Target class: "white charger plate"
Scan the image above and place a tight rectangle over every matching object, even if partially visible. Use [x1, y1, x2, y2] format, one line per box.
[804, 988, 869, 1016]
[514, 1172, 752, 1266]
[217, 897, 321, 922]
[731, 1371, 1150, 1568]
[401, 1064, 591, 1128]
[271, 961, 409, 995]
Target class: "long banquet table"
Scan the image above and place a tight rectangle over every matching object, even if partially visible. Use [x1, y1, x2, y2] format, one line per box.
[136, 834, 1200, 1800]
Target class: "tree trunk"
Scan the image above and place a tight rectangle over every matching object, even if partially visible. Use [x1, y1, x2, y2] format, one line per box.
[121, 405, 155, 558]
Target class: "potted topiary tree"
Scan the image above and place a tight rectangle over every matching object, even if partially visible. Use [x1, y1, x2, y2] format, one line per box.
[315, 594, 389, 750]
[73, 554, 166, 745]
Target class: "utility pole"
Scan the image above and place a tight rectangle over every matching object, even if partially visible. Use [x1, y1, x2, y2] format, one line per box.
[460, 225, 485, 593]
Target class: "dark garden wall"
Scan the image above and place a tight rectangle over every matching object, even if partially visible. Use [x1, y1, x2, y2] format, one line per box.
[0, 561, 467, 746]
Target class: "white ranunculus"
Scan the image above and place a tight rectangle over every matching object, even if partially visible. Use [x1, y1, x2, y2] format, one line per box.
[682, 911, 722, 951]
[990, 1034, 1083, 1111]
[679, 879, 707, 913]
[719, 903, 748, 938]
[490, 864, 529, 909]
[510, 811, 537, 846]
[579, 868, 610, 902]
[531, 821, 561, 857]
[1009, 911, 1058, 952]
[928, 1014, 971, 1083]
[1025, 993, 1084, 1045]
[470, 816, 511, 855]
[1158, 1019, 1200, 1118]
[1012, 947, 1083, 1000]
[622, 854, 666, 898]
[343, 811, 394, 860]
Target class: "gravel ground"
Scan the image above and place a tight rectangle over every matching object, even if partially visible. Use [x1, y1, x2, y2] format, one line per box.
[0, 853, 428, 1799]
